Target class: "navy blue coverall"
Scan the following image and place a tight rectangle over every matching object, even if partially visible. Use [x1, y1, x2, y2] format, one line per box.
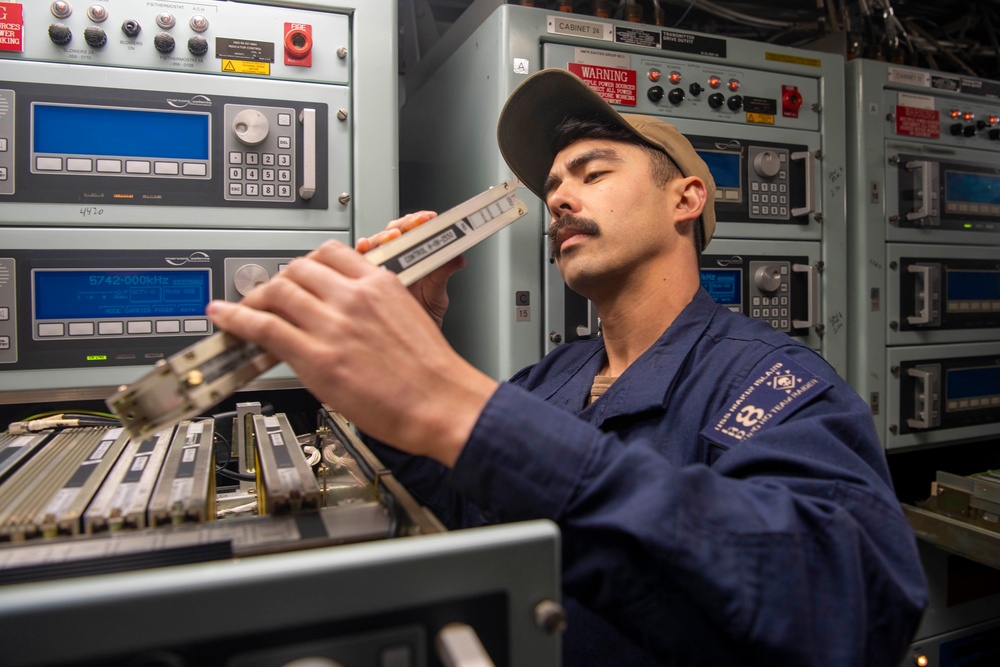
[371, 288, 928, 666]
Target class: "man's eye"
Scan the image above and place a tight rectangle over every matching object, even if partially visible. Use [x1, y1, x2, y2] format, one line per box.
[585, 171, 606, 183]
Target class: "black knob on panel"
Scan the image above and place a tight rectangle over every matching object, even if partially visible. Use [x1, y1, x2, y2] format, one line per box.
[727, 94, 743, 111]
[188, 35, 209, 56]
[963, 124, 977, 137]
[667, 87, 685, 105]
[121, 20, 142, 38]
[708, 92, 725, 109]
[154, 32, 176, 53]
[950, 123, 963, 136]
[84, 26, 107, 48]
[647, 86, 664, 103]
[989, 128, 1000, 141]
[688, 82, 703, 97]
[48, 23, 72, 46]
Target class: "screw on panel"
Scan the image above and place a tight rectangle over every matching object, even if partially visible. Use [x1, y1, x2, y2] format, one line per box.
[889, 215, 900, 226]
[534, 600, 567, 635]
[886, 113, 895, 122]
[889, 424, 898, 434]
[337, 47, 348, 59]
[337, 109, 348, 121]
[890, 320, 899, 330]
[889, 261, 898, 270]
[891, 365, 901, 375]
[549, 332, 562, 343]
[888, 155, 900, 166]
[813, 212, 823, 223]
[812, 103, 821, 113]
[338, 193, 351, 205]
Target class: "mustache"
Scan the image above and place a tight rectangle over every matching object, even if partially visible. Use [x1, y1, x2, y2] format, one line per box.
[548, 215, 601, 259]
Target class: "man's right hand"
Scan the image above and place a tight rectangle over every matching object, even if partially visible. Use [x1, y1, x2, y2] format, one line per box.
[355, 210, 466, 327]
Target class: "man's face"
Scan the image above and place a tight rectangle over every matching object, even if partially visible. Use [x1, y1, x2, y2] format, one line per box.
[544, 138, 676, 297]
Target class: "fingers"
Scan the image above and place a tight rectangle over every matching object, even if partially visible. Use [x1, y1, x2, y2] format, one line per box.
[354, 211, 438, 253]
[206, 299, 314, 364]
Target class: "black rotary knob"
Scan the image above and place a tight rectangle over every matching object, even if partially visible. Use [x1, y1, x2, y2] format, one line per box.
[647, 86, 664, 103]
[688, 82, 703, 97]
[667, 88, 685, 105]
[963, 124, 977, 137]
[188, 35, 209, 56]
[154, 32, 176, 53]
[950, 123, 963, 136]
[708, 92, 725, 109]
[727, 95, 743, 111]
[84, 26, 107, 48]
[989, 128, 1000, 141]
[48, 23, 73, 46]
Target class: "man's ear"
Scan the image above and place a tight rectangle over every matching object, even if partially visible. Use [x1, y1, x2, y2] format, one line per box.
[672, 176, 707, 227]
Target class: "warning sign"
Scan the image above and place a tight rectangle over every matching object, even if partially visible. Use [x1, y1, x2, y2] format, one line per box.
[0, 3, 24, 53]
[895, 105, 940, 138]
[222, 59, 271, 76]
[568, 62, 636, 107]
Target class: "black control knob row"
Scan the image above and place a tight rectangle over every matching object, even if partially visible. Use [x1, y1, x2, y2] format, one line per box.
[708, 92, 725, 109]
[727, 94, 744, 111]
[48, 23, 72, 46]
[647, 86, 664, 103]
[83, 26, 107, 48]
[154, 32, 176, 53]
[667, 87, 685, 105]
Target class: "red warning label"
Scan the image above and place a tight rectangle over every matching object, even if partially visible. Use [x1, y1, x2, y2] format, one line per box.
[568, 62, 637, 107]
[0, 3, 23, 53]
[895, 105, 940, 138]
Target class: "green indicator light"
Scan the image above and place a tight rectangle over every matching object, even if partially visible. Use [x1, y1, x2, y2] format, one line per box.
[86, 355, 108, 361]
[965, 224, 973, 229]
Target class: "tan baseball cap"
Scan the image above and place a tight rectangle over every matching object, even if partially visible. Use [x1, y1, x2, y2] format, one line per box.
[497, 67, 716, 246]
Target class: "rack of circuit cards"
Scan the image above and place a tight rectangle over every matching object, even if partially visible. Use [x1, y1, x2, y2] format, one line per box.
[0, 408, 443, 584]
[106, 179, 527, 440]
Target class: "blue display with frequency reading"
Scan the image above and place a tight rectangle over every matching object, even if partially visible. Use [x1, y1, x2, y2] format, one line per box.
[34, 270, 210, 319]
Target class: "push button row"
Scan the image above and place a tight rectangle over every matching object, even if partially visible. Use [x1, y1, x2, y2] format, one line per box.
[36, 318, 209, 338]
[35, 156, 208, 177]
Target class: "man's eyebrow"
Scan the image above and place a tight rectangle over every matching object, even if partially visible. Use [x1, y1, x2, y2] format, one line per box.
[543, 147, 624, 197]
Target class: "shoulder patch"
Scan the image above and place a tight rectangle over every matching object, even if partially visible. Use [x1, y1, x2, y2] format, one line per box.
[700, 354, 832, 448]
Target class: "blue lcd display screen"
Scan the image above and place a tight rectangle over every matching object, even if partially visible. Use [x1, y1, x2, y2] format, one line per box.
[33, 104, 210, 160]
[947, 366, 1000, 401]
[945, 170, 1000, 206]
[697, 151, 741, 189]
[948, 270, 1000, 300]
[34, 270, 210, 319]
[700, 268, 741, 306]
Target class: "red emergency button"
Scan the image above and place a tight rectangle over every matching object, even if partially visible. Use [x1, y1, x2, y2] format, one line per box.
[284, 23, 313, 67]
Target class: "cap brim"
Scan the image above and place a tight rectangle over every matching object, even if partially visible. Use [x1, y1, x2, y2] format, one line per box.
[497, 68, 630, 202]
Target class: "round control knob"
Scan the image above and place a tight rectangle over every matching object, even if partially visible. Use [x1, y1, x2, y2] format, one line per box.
[84, 26, 107, 48]
[753, 265, 782, 294]
[232, 109, 270, 146]
[188, 35, 209, 56]
[727, 95, 744, 111]
[647, 86, 664, 103]
[121, 19, 141, 38]
[752, 150, 781, 178]
[989, 128, 1000, 141]
[963, 124, 977, 137]
[233, 264, 271, 297]
[708, 92, 725, 109]
[667, 88, 685, 105]
[48, 23, 73, 46]
[154, 32, 175, 53]
[688, 82, 703, 97]
[949, 123, 963, 136]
